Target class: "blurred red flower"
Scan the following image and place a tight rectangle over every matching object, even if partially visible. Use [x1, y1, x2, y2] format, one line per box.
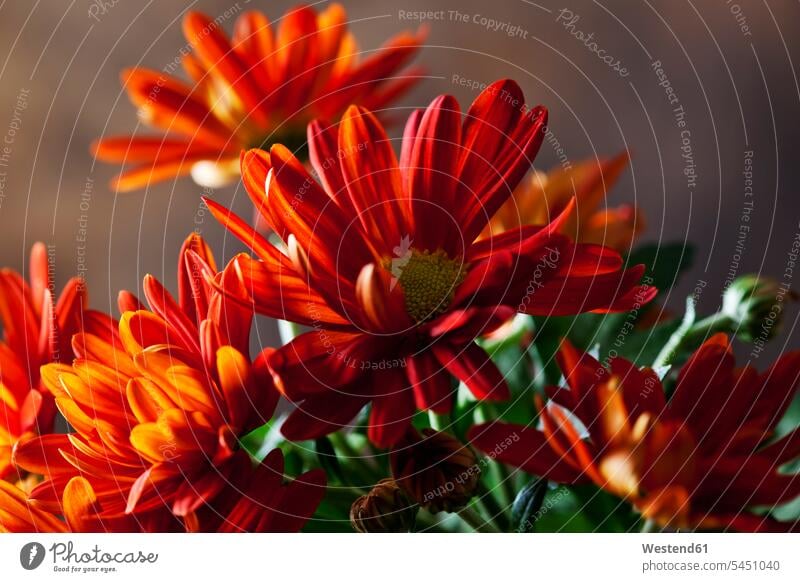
[486, 152, 644, 252]
[469, 334, 800, 531]
[92, 4, 424, 191]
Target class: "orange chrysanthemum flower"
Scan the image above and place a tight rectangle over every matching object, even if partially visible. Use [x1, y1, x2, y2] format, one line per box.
[11, 235, 324, 532]
[0, 476, 105, 532]
[1, 449, 323, 532]
[486, 152, 644, 252]
[92, 4, 424, 191]
[206, 79, 656, 448]
[0, 243, 107, 480]
[469, 334, 800, 532]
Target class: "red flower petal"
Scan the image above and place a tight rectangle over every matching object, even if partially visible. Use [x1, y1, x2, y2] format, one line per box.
[355, 263, 412, 332]
[337, 106, 410, 253]
[307, 119, 355, 215]
[408, 95, 463, 253]
[670, 334, 735, 434]
[177, 234, 216, 324]
[268, 143, 373, 285]
[406, 353, 453, 413]
[229, 254, 350, 328]
[281, 391, 369, 441]
[121, 67, 232, 148]
[264, 468, 326, 532]
[432, 341, 509, 401]
[268, 331, 378, 399]
[468, 422, 587, 483]
[273, 6, 320, 109]
[183, 12, 269, 127]
[368, 369, 416, 448]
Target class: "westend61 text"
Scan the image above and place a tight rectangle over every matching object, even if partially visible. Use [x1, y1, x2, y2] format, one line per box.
[642, 543, 708, 554]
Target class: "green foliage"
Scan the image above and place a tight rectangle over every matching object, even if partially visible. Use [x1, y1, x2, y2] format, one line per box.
[564, 242, 695, 366]
[532, 485, 640, 532]
[628, 241, 695, 292]
[511, 478, 548, 532]
[239, 421, 275, 461]
[314, 437, 346, 485]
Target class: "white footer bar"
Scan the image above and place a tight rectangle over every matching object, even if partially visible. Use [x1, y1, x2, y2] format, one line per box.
[0, 533, 796, 581]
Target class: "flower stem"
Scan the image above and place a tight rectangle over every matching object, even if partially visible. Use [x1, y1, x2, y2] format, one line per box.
[651, 298, 695, 369]
[499, 468, 517, 514]
[277, 319, 302, 345]
[458, 505, 502, 533]
[685, 313, 734, 343]
[328, 432, 381, 486]
[476, 482, 511, 531]
[640, 518, 659, 533]
[428, 410, 451, 432]
[652, 313, 732, 369]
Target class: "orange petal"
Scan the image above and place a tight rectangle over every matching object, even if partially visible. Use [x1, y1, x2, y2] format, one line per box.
[355, 263, 411, 332]
[216, 346, 253, 430]
[273, 5, 320, 107]
[338, 106, 408, 252]
[91, 136, 221, 162]
[143, 274, 201, 354]
[134, 351, 218, 421]
[0, 479, 67, 533]
[232, 11, 277, 93]
[177, 233, 217, 323]
[126, 377, 176, 424]
[182, 12, 269, 127]
[121, 67, 232, 148]
[29, 241, 49, 314]
[63, 476, 100, 532]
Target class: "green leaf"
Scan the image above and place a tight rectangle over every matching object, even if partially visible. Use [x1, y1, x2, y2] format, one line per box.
[453, 395, 480, 442]
[489, 344, 533, 396]
[479, 313, 534, 353]
[477, 325, 541, 425]
[283, 449, 305, 478]
[776, 391, 800, 437]
[523, 486, 595, 532]
[481, 343, 537, 425]
[610, 319, 681, 366]
[531, 315, 572, 387]
[627, 241, 695, 291]
[315, 437, 346, 485]
[239, 421, 274, 461]
[769, 495, 800, 522]
[511, 478, 548, 533]
[305, 489, 359, 532]
[565, 242, 695, 358]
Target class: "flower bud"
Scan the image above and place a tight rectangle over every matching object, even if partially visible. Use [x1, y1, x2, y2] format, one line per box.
[350, 479, 418, 533]
[391, 429, 480, 513]
[722, 275, 793, 342]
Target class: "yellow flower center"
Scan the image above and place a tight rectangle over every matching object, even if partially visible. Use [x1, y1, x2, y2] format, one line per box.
[386, 249, 467, 323]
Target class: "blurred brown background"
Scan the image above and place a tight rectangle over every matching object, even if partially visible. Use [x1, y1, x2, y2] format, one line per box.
[0, 0, 798, 358]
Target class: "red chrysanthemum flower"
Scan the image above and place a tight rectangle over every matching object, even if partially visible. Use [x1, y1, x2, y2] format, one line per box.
[0, 243, 108, 481]
[11, 235, 323, 531]
[92, 4, 424, 191]
[206, 79, 656, 448]
[469, 334, 800, 532]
